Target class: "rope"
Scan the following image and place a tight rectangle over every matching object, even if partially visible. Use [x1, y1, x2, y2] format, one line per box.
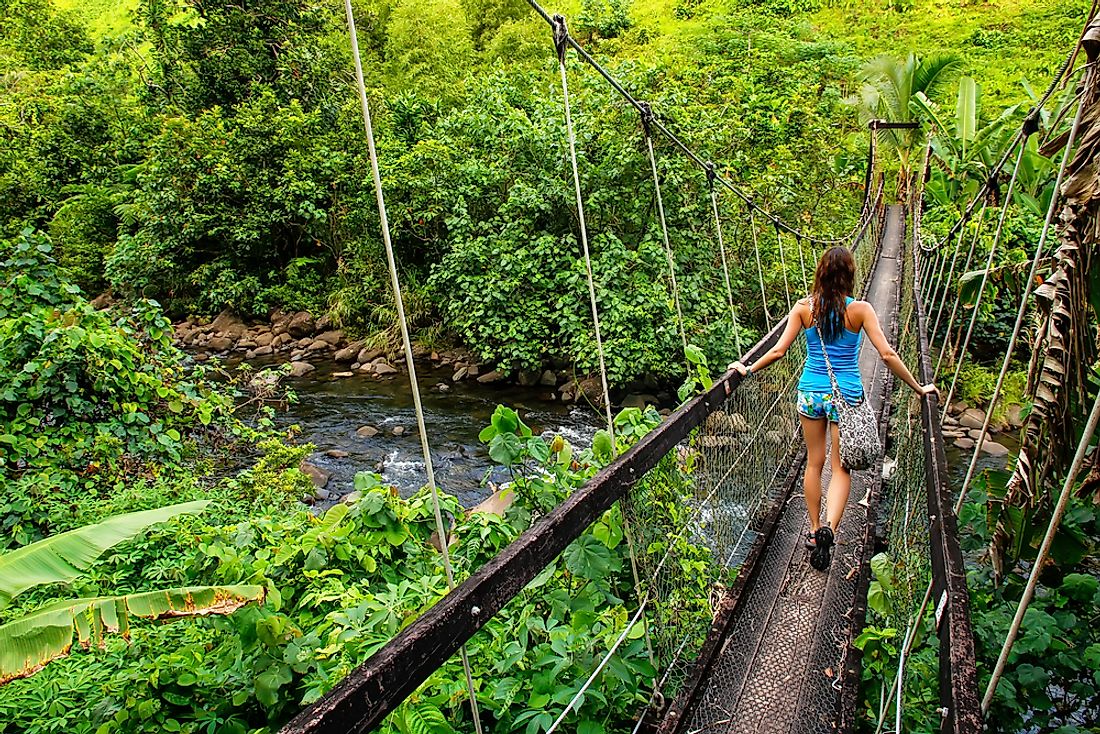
[775, 223, 793, 310]
[341, 2, 483, 730]
[952, 75, 1088, 513]
[939, 143, 1028, 416]
[641, 103, 689, 359]
[553, 15, 615, 439]
[748, 207, 772, 324]
[981, 387, 1100, 711]
[706, 163, 744, 355]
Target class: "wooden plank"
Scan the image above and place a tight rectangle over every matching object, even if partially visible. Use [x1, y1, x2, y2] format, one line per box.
[280, 320, 791, 734]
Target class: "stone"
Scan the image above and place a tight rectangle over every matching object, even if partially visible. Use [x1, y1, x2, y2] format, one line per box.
[289, 361, 316, 377]
[470, 487, 515, 517]
[317, 330, 344, 346]
[357, 347, 384, 364]
[954, 437, 976, 450]
[477, 370, 506, 384]
[981, 440, 1009, 457]
[207, 336, 233, 352]
[431, 351, 440, 361]
[950, 401, 969, 415]
[540, 370, 557, 387]
[333, 371, 354, 378]
[334, 343, 361, 362]
[452, 367, 469, 382]
[467, 364, 480, 377]
[300, 461, 331, 488]
[301, 494, 315, 506]
[967, 428, 984, 441]
[193, 352, 210, 362]
[255, 331, 274, 347]
[210, 309, 243, 333]
[297, 337, 313, 349]
[342, 491, 363, 505]
[314, 488, 332, 501]
[326, 450, 350, 458]
[237, 339, 257, 350]
[254, 345, 273, 356]
[959, 408, 987, 430]
[244, 349, 256, 360]
[1006, 404, 1025, 428]
[90, 292, 114, 310]
[518, 370, 541, 387]
[943, 415, 959, 427]
[307, 339, 329, 352]
[356, 425, 380, 438]
[437, 382, 451, 393]
[574, 376, 604, 404]
[392, 426, 406, 436]
[373, 361, 399, 376]
[358, 363, 375, 373]
[286, 311, 315, 338]
[621, 393, 658, 409]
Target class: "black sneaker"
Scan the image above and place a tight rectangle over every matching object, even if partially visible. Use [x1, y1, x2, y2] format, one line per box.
[810, 526, 834, 571]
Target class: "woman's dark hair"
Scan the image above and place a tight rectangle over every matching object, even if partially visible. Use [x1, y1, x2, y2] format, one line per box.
[811, 247, 856, 343]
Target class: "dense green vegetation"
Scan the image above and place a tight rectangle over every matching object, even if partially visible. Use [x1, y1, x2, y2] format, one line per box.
[2, 0, 1098, 733]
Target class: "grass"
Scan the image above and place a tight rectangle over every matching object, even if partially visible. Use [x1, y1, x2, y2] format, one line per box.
[53, 0, 138, 38]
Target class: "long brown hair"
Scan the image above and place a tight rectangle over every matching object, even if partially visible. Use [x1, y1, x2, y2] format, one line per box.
[811, 247, 856, 343]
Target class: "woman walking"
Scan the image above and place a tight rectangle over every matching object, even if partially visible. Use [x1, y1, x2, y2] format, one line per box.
[730, 247, 937, 570]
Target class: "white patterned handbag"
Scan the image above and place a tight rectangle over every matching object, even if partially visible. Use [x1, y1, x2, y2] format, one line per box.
[818, 338, 882, 471]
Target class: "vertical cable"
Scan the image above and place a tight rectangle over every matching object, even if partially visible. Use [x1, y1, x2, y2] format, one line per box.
[341, 2, 483, 730]
[707, 163, 743, 355]
[749, 208, 772, 324]
[775, 224, 793, 311]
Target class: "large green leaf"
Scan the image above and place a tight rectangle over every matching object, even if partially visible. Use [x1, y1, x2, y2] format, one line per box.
[0, 500, 210, 608]
[955, 76, 977, 157]
[0, 585, 264, 685]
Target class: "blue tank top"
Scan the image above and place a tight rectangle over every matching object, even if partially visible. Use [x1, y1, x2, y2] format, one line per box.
[799, 297, 864, 401]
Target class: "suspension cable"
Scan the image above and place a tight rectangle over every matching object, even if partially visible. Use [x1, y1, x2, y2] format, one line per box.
[341, 2, 483, 730]
[952, 72, 1089, 512]
[553, 15, 615, 439]
[795, 234, 810, 294]
[775, 223, 793, 311]
[707, 162, 744, 355]
[932, 202, 988, 369]
[641, 102, 689, 359]
[939, 142, 1029, 416]
[748, 207, 772, 325]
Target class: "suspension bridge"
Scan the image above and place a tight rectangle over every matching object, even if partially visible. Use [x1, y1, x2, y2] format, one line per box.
[279, 3, 1100, 733]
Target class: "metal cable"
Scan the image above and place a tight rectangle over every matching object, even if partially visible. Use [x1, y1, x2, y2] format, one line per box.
[708, 168, 744, 355]
[748, 208, 772, 325]
[340, 2, 483, 729]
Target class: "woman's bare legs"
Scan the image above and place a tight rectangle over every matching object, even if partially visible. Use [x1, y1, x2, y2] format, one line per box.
[825, 422, 852, 532]
[800, 415, 827, 532]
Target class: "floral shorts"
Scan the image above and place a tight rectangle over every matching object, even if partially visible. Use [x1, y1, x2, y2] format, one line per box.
[797, 390, 861, 423]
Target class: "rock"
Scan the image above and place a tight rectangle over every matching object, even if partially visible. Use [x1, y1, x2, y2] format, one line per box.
[342, 491, 363, 505]
[286, 311, 315, 338]
[943, 415, 959, 427]
[333, 371, 354, 378]
[357, 347, 384, 364]
[431, 351, 440, 361]
[90, 292, 114, 310]
[255, 331, 274, 347]
[950, 401, 969, 415]
[300, 461, 331, 488]
[210, 309, 242, 333]
[452, 367, 469, 382]
[297, 337, 313, 349]
[659, 408, 672, 417]
[335, 343, 361, 362]
[254, 345, 273, 356]
[307, 339, 329, 352]
[436, 382, 451, 392]
[954, 437, 976, 450]
[301, 494, 315, 506]
[959, 408, 987, 430]
[237, 339, 257, 350]
[290, 350, 305, 361]
[574, 376, 604, 404]
[621, 393, 658, 409]
[326, 450, 350, 458]
[540, 370, 557, 387]
[317, 330, 344, 346]
[467, 364, 480, 377]
[470, 487, 515, 517]
[981, 440, 1009, 457]
[1006, 404, 1025, 428]
[477, 370, 506, 384]
[244, 349, 256, 359]
[358, 363, 375, 373]
[967, 428, 984, 441]
[207, 336, 234, 352]
[373, 361, 399, 376]
[289, 361, 315, 378]
[193, 352, 210, 362]
[356, 425, 380, 438]
[392, 426, 406, 436]
[271, 333, 291, 348]
[314, 488, 332, 501]
[518, 370, 541, 387]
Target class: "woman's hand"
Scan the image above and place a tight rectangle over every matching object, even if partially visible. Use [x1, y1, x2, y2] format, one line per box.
[728, 361, 751, 377]
[919, 383, 940, 400]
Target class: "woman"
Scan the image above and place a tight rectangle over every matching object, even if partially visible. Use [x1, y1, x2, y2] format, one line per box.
[729, 247, 937, 571]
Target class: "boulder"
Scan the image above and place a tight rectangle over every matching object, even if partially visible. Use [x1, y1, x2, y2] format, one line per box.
[967, 428, 984, 441]
[374, 361, 399, 376]
[300, 461, 331, 489]
[210, 309, 242, 334]
[621, 393, 658, 409]
[333, 371, 354, 378]
[314, 488, 332, 501]
[286, 311, 315, 338]
[1006, 404, 1025, 428]
[244, 349, 257, 360]
[540, 370, 557, 387]
[356, 425, 380, 438]
[90, 292, 114, 310]
[254, 345, 273, 357]
[477, 370, 506, 385]
[574, 376, 604, 404]
[255, 331, 274, 347]
[193, 352, 210, 362]
[436, 382, 451, 393]
[297, 337, 313, 349]
[326, 449, 350, 458]
[317, 330, 344, 346]
[959, 408, 987, 430]
[470, 487, 515, 518]
[289, 361, 316, 378]
[335, 343, 361, 362]
[518, 371, 541, 387]
[357, 346, 385, 364]
[452, 367, 469, 382]
[207, 336, 234, 352]
[467, 364, 480, 377]
[237, 339, 257, 350]
[950, 401, 969, 415]
[954, 437, 976, 450]
[981, 440, 1009, 458]
[307, 339, 329, 352]
[392, 426, 406, 436]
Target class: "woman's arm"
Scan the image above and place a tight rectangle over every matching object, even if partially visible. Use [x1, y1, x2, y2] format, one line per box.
[859, 303, 939, 397]
[728, 303, 806, 377]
